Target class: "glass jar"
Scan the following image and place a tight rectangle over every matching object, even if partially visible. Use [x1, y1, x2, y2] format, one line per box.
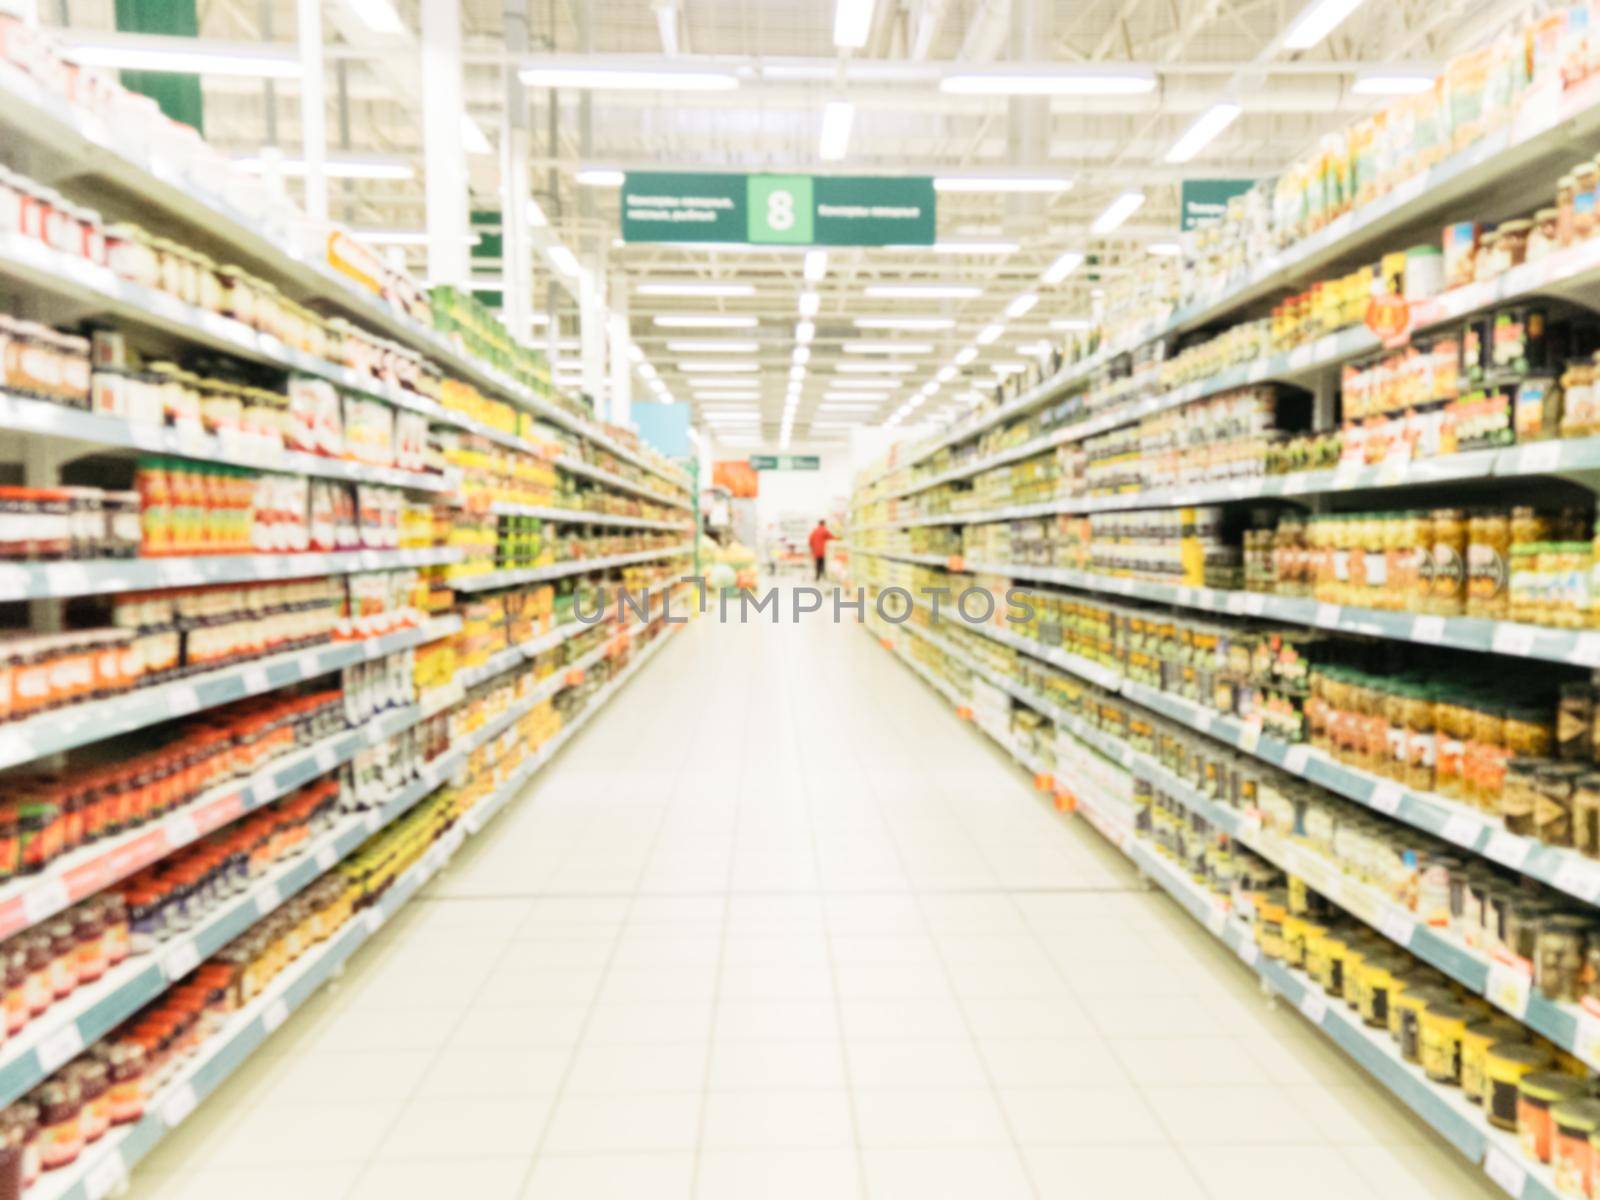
[1576, 774, 1600, 859]
[1467, 509, 1512, 619]
[1430, 508, 1467, 615]
[1536, 914, 1591, 1002]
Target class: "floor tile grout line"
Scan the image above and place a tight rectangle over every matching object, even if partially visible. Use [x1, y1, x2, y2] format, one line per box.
[801, 603, 874, 1199]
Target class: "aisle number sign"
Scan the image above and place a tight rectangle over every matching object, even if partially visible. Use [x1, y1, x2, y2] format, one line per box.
[622, 172, 935, 246]
[749, 455, 820, 470]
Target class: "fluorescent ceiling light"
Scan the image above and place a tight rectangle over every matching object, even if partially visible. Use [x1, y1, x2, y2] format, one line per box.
[992, 362, 1026, 375]
[822, 398, 885, 406]
[1148, 241, 1182, 257]
[665, 340, 759, 353]
[837, 361, 913, 373]
[934, 175, 1071, 194]
[1284, 0, 1366, 49]
[789, 366, 806, 381]
[526, 199, 548, 227]
[828, 377, 900, 388]
[1353, 69, 1436, 95]
[1092, 191, 1146, 235]
[1041, 250, 1085, 285]
[64, 35, 302, 76]
[637, 282, 755, 297]
[626, 343, 645, 364]
[344, 0, 405, 33]
[460, 114, 494, 156]
[520, 64, 739, 91]
[795, 321, 815, 344]
[576, 167, 625, 186]
[920, 381, 940, 395]
[940, 67, 1155, 96]
[834, 0, 875, 48]
[798, 291, 821, 317]
[653, 314, 757, 329]
[677, 361, 758, 372]
[813, 421, 867, 428]
[864, 284, 982, 300]
[975, 323, 1003, 346]
[855, 316, 955, 331]
[793, 346, 812, 364]
[885, 240, 1019, 255]
[687, 377, 763, 388]
[936, 366, 957, 382]
[954, 347, 978, 366]
[842, 342, 934, 354]
[235, 153, 412, 179]
[1004, 293, 1038, 320]
[803, 250, 828, 283]
[546, 245, 581, 277]
[819, 101, 855, 162]
[1051, 318, 1093, 331]
[1164, 102, 1242, 164]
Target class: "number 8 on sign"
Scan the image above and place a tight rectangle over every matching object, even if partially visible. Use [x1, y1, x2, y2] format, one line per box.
[748, 175, 814, 244]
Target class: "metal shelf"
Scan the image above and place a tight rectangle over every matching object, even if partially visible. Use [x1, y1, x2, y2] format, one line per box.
[867, 548, 1600, 670]
[451, 545, 693, 593]
[868, 622, 1563, 1200]
[0, 546, 463, 603]
[488, 502, 693, 531]
[554, 457, 694, 509]
[0, 61, 690, 497]
[30, 620, 681, 1200]
[0, 615, 461, 773]
[867, 75, 1600, 487]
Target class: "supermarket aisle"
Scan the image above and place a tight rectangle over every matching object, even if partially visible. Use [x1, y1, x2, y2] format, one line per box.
[124, 597, 1498, 1200]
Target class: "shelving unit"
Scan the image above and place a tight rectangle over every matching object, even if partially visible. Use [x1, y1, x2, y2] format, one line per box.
[0, 32, 698, 1196]
[845, 48, 1600, 1199]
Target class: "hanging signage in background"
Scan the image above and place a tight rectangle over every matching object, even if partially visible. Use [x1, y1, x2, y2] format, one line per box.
[622, 172, 935, 246]
[1179, 179, 1257, 231]
[749, 455, 820, 470]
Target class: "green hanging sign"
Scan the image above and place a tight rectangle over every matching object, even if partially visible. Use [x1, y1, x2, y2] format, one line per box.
[622, 173, 934, 246]
[1179, 179, 1256, 231]
[749, 455, 820, 470]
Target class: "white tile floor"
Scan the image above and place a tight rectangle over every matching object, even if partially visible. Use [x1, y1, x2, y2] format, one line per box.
[123, 597, 1501, 1199]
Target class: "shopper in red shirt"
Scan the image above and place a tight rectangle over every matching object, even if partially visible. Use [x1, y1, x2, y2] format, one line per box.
[808, 520, 836, 581]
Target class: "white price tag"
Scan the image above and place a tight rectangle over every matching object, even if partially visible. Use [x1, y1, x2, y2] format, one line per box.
[315, 846, 338, 872]
[165, 811, 198, 847]
[1484, 1144, 1528, 1197]
[363, 812, 382, 833]
[1284, 745, 1311, 774]
[254, 879, 281, 917]
[22, 878, 71, 926]
[1298, 991, 1328, 1026]
[1369, 783, 1403, 815]
[84, 1152, 126, 1200]
[1411, 616, 1445, 645]
[1575, 1011, 1600, 1067]
[1195, 711, 1214, 733]
[1484, 829, 1532, 870]
[1441, 812, 1483, 847]
[1554, 856, 1600, 901]
[314, 746, 338, 774]
[1492, 625, 1536, 657]
[1206, 902, 1228, 936]
[1519, 442, 1563, 474]
[1487, 960, 1533, 1019]
[298, 651, 324, 678]
[364, 908, 384, 935]
[1314, 603, 1341, 628]
[37, 1024, 84, 1072]
[161, 1082, 198, 1128]
[1572, 633, 1600, 666]
[1243, 594, 1267, 616]
[1237, 725, 1261, 754]
[161, 941, 201, 981]
[1238, 940, 1261, 966]
[242, 665, 270, 693]
[44, 563, 89, 595]
[1378, 910, 1415, 949]
[263, 998, 290, 1034]
[166, 684, 200, 717]
[1225, 592, 1248, 615]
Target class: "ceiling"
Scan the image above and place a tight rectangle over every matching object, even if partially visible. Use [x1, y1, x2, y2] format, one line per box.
[45, 0, 1542, 445]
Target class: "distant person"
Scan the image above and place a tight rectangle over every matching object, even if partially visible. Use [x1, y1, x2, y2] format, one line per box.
[809, 519, 836, 581]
